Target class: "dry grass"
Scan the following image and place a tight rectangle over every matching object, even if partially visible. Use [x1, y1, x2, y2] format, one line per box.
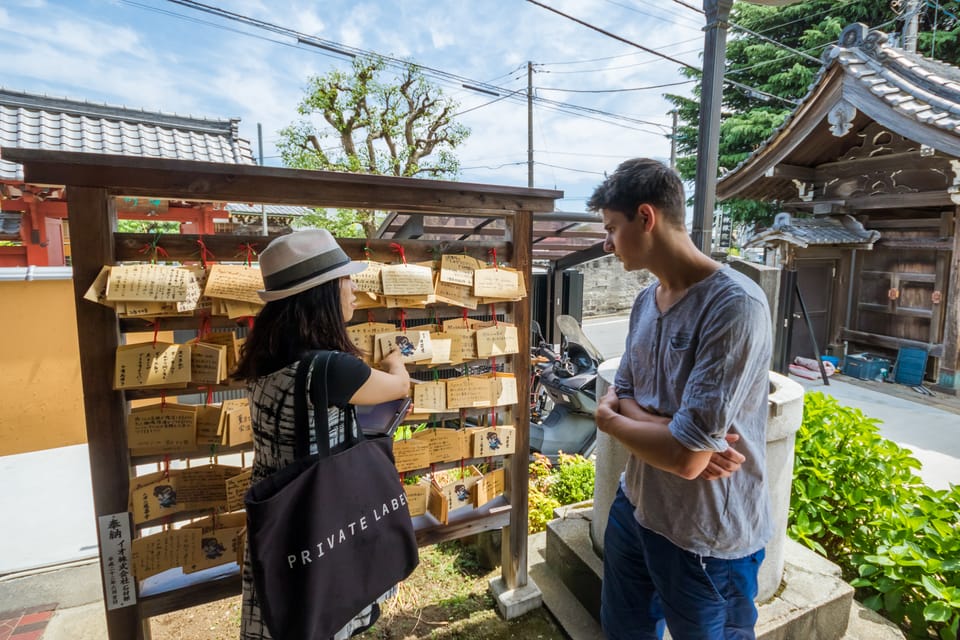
[150, 542, 567, 640]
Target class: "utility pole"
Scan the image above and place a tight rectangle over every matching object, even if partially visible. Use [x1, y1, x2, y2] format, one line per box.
[258, 122, 267, 236]
[527, 61, 534, 188]
[690, 0, 733, 254]
[669, 110, 678, 171]
[902, 0, 922, 53]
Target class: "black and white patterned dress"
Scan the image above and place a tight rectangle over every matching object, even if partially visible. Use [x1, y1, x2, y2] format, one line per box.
[240, 351, 394, 640]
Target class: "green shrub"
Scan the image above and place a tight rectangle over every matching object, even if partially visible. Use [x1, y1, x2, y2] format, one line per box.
[527, 453, 595, 534]
[549, 453, 596, 505]
[790, 391, 960, 639]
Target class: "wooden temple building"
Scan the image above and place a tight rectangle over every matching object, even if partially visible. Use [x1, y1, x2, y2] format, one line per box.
[718, 23, 960, 394]
[0, 88, 306, 267]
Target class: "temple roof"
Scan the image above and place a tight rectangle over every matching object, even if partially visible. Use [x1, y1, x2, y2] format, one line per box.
[743, 212, 880, 249]
[717, 23, 960, 203]
[0, 88, 254, 181]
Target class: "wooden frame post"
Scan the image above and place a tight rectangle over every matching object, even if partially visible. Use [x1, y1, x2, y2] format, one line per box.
[66, 187, 147, 639]
[937, 205, 960, 393]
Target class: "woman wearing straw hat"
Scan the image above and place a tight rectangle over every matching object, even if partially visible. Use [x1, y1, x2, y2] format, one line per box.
[234, 229, 410, 640]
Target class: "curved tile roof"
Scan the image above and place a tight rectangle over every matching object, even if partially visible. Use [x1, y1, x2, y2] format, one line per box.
[717, 23, 960, 200]
[0, 88, 255, 181]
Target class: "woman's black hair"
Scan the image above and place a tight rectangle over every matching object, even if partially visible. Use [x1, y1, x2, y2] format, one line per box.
[233, 278, 360, 382]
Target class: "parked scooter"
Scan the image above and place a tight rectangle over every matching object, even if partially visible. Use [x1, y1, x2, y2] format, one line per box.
[529, 315, 604, 461]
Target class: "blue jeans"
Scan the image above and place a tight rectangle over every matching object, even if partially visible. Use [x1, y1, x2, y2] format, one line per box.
[601, 488, 764, 640]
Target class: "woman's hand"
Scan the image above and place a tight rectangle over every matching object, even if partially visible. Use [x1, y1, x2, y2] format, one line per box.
[698, 433, 746, 481]
[379, 346, 406, 374]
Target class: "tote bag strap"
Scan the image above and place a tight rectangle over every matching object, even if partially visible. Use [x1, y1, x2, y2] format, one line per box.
[307, 351, 364, 456]
[292, 350, 333, 459]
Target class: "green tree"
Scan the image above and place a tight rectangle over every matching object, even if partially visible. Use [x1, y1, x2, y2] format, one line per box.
[278, 55, 470, 237]
[666, 0, 960, 229]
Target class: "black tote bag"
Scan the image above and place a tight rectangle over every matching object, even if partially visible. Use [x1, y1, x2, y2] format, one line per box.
[245, 351, 419, 639]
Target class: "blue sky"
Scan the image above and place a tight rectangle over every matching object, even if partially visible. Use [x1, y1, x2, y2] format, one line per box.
[0, 0, 710, 211]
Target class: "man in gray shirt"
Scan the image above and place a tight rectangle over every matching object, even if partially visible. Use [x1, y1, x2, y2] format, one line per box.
[589, 158, 772, 640]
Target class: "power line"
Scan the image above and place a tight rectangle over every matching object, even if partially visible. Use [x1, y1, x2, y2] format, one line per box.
[155, 0, 675, 133]
[537, 79, 696, 93]
[525, 0, 799, 107]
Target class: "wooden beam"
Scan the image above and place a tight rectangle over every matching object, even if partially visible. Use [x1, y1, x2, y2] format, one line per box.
[840, 328, 944, 358]
[765, 163, 815, 181]
[66, 187, 145, 639]
[7, 149, 561, 213]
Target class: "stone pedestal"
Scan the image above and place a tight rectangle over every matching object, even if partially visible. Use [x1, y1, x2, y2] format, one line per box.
[587, 360, 805, 602]
[588, 358, 629, 556]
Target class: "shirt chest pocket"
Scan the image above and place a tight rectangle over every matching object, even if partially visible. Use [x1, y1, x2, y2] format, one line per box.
[664, 332, 698, 384]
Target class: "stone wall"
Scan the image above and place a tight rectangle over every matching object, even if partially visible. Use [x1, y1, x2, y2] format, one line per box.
[576, 255, 655, 317]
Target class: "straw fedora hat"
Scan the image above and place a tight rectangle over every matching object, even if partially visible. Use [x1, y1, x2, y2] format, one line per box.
[257, 229, 366, 302]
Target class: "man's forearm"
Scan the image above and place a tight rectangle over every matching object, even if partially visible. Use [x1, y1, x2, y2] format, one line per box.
[601, 397, 711, 479]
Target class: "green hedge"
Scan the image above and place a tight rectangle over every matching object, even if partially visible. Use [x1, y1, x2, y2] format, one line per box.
[790, 391, 960, 639]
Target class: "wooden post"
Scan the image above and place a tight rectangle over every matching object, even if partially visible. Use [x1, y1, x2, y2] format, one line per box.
[66, 187, 148, 639]
[502, 209, 533, 590]
[937, 206, 960, 393]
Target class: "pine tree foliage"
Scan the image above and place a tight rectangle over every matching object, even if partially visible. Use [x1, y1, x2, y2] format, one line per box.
[666, 0, 960, 228]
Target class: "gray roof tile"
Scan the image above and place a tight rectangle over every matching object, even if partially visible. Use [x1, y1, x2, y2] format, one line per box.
[0, 88, 255, 180]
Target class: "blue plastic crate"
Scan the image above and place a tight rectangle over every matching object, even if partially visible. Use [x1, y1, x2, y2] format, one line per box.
[843, 354, 891, 381]
[894, 348, 927, 386]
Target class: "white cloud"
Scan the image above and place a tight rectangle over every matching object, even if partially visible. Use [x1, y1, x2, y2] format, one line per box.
[1, 0, 703, 212]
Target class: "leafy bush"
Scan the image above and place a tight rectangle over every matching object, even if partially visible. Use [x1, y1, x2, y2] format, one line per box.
[527, 453, 595, 534]
[790, 391, 960, 639]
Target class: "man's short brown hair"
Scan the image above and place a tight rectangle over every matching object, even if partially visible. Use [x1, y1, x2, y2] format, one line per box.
[586, 158, 685, 228]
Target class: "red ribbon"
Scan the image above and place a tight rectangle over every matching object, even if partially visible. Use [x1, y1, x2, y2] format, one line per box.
[162, 454, 171, 480]
[399, 309, 407, 332]
[389, 242, 407, 265]
[197, 238, 215, 267]
[491, 303, 497, 326]
[489, 247, 499, 270]
[367, 310, 375, 324]
[198, 313, 211, 340]
[239, 243, 258, 267]
[152, 319, 160, 348]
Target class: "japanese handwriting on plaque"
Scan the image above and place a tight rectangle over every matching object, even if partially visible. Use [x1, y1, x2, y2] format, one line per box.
[132, 528, 202, 581]
[404, 481, 429, 517]
[114, 342, 191, 390]
[475, 323, 520, 357]
[190, 342, 227, 385]
[392, 439, 432, 473]
[196, 404, 226, 446]
[446, 376, 493, 409]
[126, 403, 197, 455]
[203, 264, 264, 305]
[434, 279, 478, 310]
[380, 263, 434, 296]
[346, 322, 397, 359]
[225, 469, 253, 513]
[473, 267, 520, 298]
[413, 380, 448, 413]
[222, 398, 253, 446]
[351, 261, 384, 294]
[439, 254, 482, 286]
[412, 427, 468, 463]
[176, 465, 242, 511]
[106, 264, 191, 302]
[98, 513, 136, 610]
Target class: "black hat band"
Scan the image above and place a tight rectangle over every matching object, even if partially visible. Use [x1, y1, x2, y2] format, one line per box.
[263, 247, 351, 291]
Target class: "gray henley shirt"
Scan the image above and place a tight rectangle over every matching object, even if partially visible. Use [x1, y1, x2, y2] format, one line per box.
[615, 265, 773, 559]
